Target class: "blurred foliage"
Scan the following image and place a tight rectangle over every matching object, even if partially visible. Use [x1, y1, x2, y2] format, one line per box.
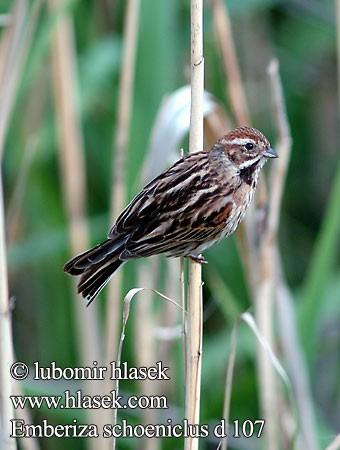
[1, 0, 339, 449]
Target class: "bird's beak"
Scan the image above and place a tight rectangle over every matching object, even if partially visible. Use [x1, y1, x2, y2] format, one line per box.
[263, 147, 278, 158]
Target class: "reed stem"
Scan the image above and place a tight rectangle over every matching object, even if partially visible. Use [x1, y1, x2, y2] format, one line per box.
[184, 1, 204, 449]
[0, 174, 16, 450]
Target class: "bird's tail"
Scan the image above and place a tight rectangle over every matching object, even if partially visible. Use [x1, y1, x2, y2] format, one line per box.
[64, 237, 126, 305]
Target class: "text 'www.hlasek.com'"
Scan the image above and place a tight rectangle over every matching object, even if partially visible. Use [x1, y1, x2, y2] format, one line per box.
[9, 361, 265, 439]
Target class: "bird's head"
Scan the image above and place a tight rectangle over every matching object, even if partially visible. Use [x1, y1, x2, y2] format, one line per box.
[216, 126, 277, 170]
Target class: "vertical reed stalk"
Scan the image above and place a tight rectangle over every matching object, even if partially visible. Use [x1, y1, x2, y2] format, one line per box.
[105, 0, 140, 364]
[135, 261, 159, 450]
[12, 379, 40, 450]
[0, 0, 41, 162]
[211, 3, 288, 447]
[0, 3, 39, 449]
[210, 0, 250, 125]
[255, 58, 292, 450]
[221, 326, 237, 450]
[161, 258, 182, 384]
[271, 53, 316, 450]
[0, 174, 16, 450]
[48, 2, 102, 448]
[180, 256, 187, 382]
[210, 0, 260, 295]
[103, 2, 140, 449]
[275, 255, 318, 450]
[184, 1, 204, 449]
[254, 269, 278, 450]
[0, 0, 26, 162]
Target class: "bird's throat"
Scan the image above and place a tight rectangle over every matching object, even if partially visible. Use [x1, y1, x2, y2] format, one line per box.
[239, 159, 262, 186]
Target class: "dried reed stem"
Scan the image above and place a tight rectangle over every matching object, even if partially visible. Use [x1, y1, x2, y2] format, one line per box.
[212, 3, 289, 448]
[0, 0, 27, 162]
[210, 0, 250, 125]
[49, 2, 103, 449]
[103, 0, 140, 450]
[184, 1, 204, 449]
[254, 264, 278, 450]
[102, 2, 140, 449]
[0, 0, 28, 161]
[210, 0, 261, 295]
[180, 256, 187, 378]
[221, 326, 237, 450]
[275, 253, 318, 450]
[0, 2, 39, 449]
[12, 378, 40, 450]
[0, 0, 41, 162]
[0, 174, 16, 450]
[134, 261, 159, 450]
[266, 59, 292, 232]
[255, 58, 292, 450]
[160, 258, 182, 392]
[105, 0, 140, 364]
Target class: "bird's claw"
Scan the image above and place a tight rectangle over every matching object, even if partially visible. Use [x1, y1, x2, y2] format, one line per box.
[188, 254, 208, 264]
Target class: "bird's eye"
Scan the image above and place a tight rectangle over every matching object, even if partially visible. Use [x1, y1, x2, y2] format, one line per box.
[245, 142, 254, 150]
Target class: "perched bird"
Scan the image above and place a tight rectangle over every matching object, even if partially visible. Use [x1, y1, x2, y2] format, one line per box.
[64, 126, 277, 304]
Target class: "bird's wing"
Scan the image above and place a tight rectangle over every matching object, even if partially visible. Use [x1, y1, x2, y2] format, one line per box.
[109, 148, 238, 258]
[109, 151, 209, 236]
[122, 198, 234, 257]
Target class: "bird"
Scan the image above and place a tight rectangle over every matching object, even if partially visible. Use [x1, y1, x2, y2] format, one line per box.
[64, 126, 277, 305]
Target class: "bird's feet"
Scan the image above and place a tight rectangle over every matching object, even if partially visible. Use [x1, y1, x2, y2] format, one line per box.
[188, 254, 208, 264]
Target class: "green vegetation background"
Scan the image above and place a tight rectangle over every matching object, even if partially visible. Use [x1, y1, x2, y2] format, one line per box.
[2, 0, 339, 449]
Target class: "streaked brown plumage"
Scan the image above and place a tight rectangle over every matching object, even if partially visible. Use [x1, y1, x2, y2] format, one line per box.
[64, 126, 277, 304]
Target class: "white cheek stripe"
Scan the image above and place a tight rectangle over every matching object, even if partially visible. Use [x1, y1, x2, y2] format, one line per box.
[239, 156, 261, 169]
